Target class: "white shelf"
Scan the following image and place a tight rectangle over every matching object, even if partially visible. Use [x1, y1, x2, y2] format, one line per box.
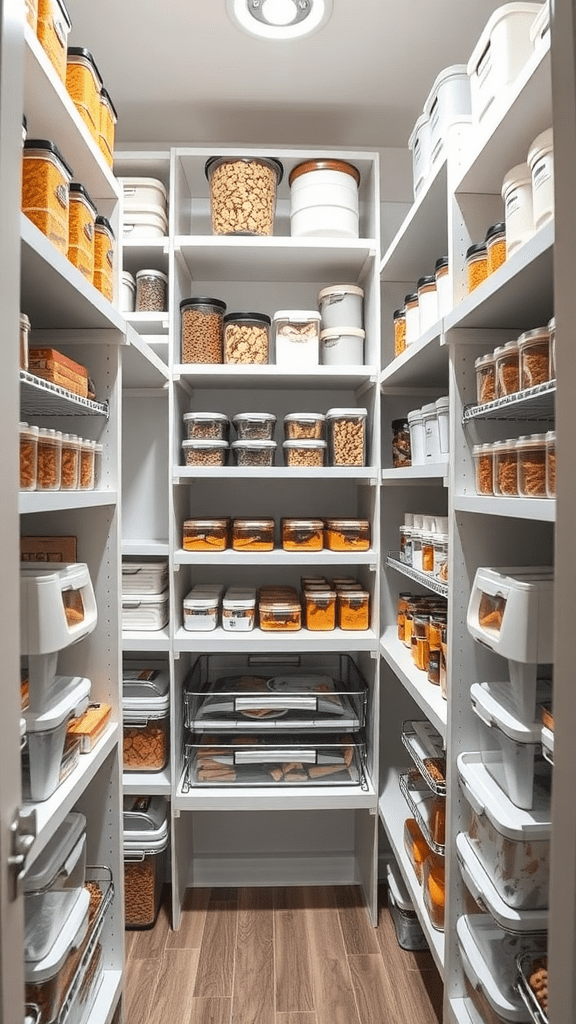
[173, 363, 377, 391]
[121, 238, 169, 275]
[386, 555, 449, 599]
[122, 628, 171, 651]
[380, 159, 448, 281]
[124, 311, 170, 336]
[123, 770, 171, 795]
[122, 539, 169, 556]
[175, 777, 377, 812]
[454, 494, 556, 522]
[378, 769, 445, 976]
[121, 323, 170, 388]
[174, 466, 378, 483]
[24, 28, 119, 202]
[90, 969, 123, 1024]
[379, 328, 448, 388]
[174, 547, 377, 567]
[380, 627, 447, 738]
[381, 462, 449, 485]
[174, 235, 377, 282]
[174, 626, 378, 654]
[19, 490, 118, 514]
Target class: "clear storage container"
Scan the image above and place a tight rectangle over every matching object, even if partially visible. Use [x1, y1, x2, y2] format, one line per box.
[318, 284, 364, 330]
[495, 340, 520, 397]
[22, 140, 73, 255]
[473, 443, 495, 496]
[20, 561, 97, 658]
[289, 158, 360, 238]
[67, 183, 96, 281]
[20, 423, 39, 491]
[324, 518, 370, 551]
[36, 429, 62, 491]
[422, 853, 446, 931]
[281, 518, 324, 551]
[272, 310, 321, 366]
[123, 795, 169, 929]
[65, 48, 102, 140]
[23, 812, 86, 963]
[92, 216, 115, 303]
[467, 4, 543, 124]
[475, 352, 497, 404]
[259, 595, 302, 631]
[403, 816, 431, 884]
[232, 412, 276, 440]
[121, 591, 169, 631]
[183, 411, 230, 441]
[231, 439, 276, 467]
[283, 439, 326, 467]
[302, 589, 336, 631]
[23, 677, 90, 802]
[548, 315, 555, 379]
[182, 438, 229, 467]
[223, 311, 271, 364]
[180, 297, 226, 364]
[283, 412, 325, 440]
[502, 162, 534, 257]
[528, 127, 554, 230]
[486, 221, 507, 275]
[66, 701, 111, 752]
[337, 589, 370, 631]
[205, 155, 283, 236]
[222, 588, 256, 632]
[98, 87, 117, 168]
[320, 326, 365, 365]
[37, 0, 71, 82]
[326, 407, 367, 466]
[24, 886, 89, 1024]
[79, 438, 96, 490]
[493, 439, 519, 496]
[231, 517, 275, 551]
[386, 859, 429, 951]
[518, 327, 550, 389]
[392, 418, 411, 467]
[182, 591, 220, 631]
[393, 307, 407, 358]
[122, 665, 170, 771]
[516, 433, 547, 497]
[60, 433, 80, 490]
[135, 269, 168, 312]
[183, 517, 230, 551]
[466, 242, 488, 292]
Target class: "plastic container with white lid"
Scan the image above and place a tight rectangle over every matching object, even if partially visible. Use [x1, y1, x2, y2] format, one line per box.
[407, 408, 425, 466]
[183, 411, 230, 441]
[530, 0, 550, 50]
[120, 271, 136, 312]
[23, 811, 86, 963]
[122, 663, 170, 710]
[283, 438, 327, 467]
[122, 665, 170, 772]
[317, 284, 364, 329]
[283, 412, 325, 440]
[118, 176, 168, 214]
[467, 566, 554, 664]
[408, 112, 431, 198]
[527, 127, 554, 230]
[435, 396, 450, 454]
[386, 858, 429, 951]
[466, 4, 543, 125]
[457, 750, 551, 910]
[123, 794, 169, 842]
[183, 590, 220, 631]
[272, 310, 321, 366]
[20, 562, 97, 655]
[417, 276, 438, 335]
[122, 207, 168, 238]
[123, 795, 169, 929]
[502, 162, 534, 257]
[325, 407, 368, 467]
[516, 433, 548, 498]
[121, 590, 169, 631]
[222, 587, 257, 632]
[231, 438, 276, 467]
[456, 831, 548, 935]
[320, 326, 365, 365]
[518, 327, 550, 390]
[232, 411, 276, 440]
[289, 158, 361, 238]
[425, 64, 471, 166]
[23, 676, 91, 802]
[182, 438, 229, 467]
[24, 885, 89, 1022]
[121, 560, 168, 595]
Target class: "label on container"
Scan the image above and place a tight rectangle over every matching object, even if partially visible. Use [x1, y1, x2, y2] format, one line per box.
[84, 222, 94, 242]
[505, 190, 524, 216]
[532, 157, 552, 190]
[55, 183, 68, 209]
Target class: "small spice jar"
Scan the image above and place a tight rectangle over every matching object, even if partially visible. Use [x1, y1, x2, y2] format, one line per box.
[65, 48, 103, 141]
[548, 316, 556, 379]
[546, 430, 556, 498]
[281, 518, 324, 551]
[474, 352, 496, 405]
[36, 428, 62, 490]
[67, 183, 96, 281]
[22, 139, 73, 255]
[434, 256, 451, 317]
[493, 438, 519, 496]
[135, 269, 168, 312]
[397, 592, 413, 642]
[223, 311, 271, 364]
[98, 87, 117, 168]
[231, 518, 275, 551]
[303, 589, 337, 631]
[19, 423, 39, 491]
[421, 533, 435, 574]
[472, 443, 495, 496]
[518, 326, 550, 390]
[93, 216, 115, 303]
[180, 297, 226, 364]
[404, 292, 420, 346]
[60, 433, 80, 490]
[182, 518, 230, 551]
[337, 589, 370, 631]
[494, 339, 520, 397]
[485, 222, 506, 275]
[466, 242, 488, 292]
[79, 438, 96, 489]
[517, 433, 547, 498]
[392, 418, 411, 467]
[393, 307, 406, 358]
[417, 275, 438, 335]
[20, 313, 31, 371]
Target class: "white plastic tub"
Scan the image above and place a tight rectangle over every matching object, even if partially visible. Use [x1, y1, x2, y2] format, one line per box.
[320, 326, 365, 365]
[456, 831, 548, 935]
[272, 310, 321, 366]
[23, 812, 86, 963]
[527, 127, 554, 230]
[289, 159, 360, 238]
[23, 676, 91, 802]
[20, 562, 98, 655]
[121, 560, 169, 596]
[421, 402, 440, 461]
[408, 112, 431, 198]
[119, 176, 168, 214]
[183, 590, 220, 631]
[502, 163, 534, 257]
[222, 587, 257, 632]
[24, 886, 90, 1024]
[122, 207, 168, 238]
[318, 284, 364, 330]
[425, 64, 471, 166]
[435, 396, 450, 455]
[467, 4, 543, 125]
[407, 408, 425, 465]
[121, 591, 169, 631]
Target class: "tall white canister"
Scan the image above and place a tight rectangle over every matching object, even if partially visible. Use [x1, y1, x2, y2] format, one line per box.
[502, 162, 534, 257]
[289, 159, 361, 238]
[527, 128, 554, 230]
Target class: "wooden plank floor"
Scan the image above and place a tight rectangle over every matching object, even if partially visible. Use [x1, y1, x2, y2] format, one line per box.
[125, 885, 443, 1024]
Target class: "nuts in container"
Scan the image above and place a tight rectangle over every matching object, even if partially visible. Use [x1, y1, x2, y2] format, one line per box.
[182, 439, 229, 467]
[231, 439, 276, 467]
[232, 412, 276, 440]
[180, 297, 226, 364]
[183, 411, 230, 441]
[223, 311, 271, 364]
[135, 269, 168, 312]
[283, 439, 326, 467]
[281, 518, 324, 551]
[232, 518, 275, 551]
[326, 408, 368, 466]
[283, 412, 325, 440]
[205, 155, 284, 236]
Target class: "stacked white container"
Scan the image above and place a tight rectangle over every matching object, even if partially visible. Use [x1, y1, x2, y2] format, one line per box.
[318, 284, 365, 365]
[121, 559, 169, 631]
[119, 176, 169, 238]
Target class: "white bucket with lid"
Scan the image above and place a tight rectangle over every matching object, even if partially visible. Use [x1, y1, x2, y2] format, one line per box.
[318, 284, 364, 330]
[408, 112, 431, 197]
[120, 271, 136, 312]
[320, 327, 365, 365]
[527, 127, 554, 230]
[502, 162, 534, 256]
[425, 64, 471, 166]
[123, 206, 168, 238]
[119, 176, 168, 215]
[289, 159, 360, 238]
[467, 3, 543, 124]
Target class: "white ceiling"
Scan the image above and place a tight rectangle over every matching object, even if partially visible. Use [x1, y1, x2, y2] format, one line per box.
[66, 0, 505, 150]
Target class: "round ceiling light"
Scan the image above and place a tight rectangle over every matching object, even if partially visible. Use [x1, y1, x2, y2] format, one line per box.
[226, 0, 333, 39]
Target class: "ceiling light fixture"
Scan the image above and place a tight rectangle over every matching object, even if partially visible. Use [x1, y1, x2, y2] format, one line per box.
[226, 0, 332, 40]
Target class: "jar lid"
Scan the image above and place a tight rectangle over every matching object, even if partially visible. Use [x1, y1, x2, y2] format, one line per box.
[515, 433, 548, 446]
[435, 256, 449, 271]
[233, 412, 276, 423]
[183, 411, 229, 422]
[282, 439, 327, 448]
[466, 242, 487, 259]
[23, 139, 73, 179]
[288, 159, 360, 187]
[100, 86, 118, 120]
[95, 215, 115, 239]
[273, 310, 322, 323]
[136, 268, 168, 284]
[421, 402, 438, 415]
[303, 588, 336, 599]
[284, 412, 325, 422]
[325, 518, 369, 528]
[317, 283, 364, 301]
[69, 182, 97, 216]
[407, 409, 423, 422]
[182, 438, 229, 448]
[20, 312, 31, 329]
[282, 517, 324, 528]
[205, 155, 284, 184]
[404, 292, 419, 304]
[325, 407, 367, 418]
[180, 296, 226, 312]
[121, 271, 136, 286]
[492, 438, 516, 450]
[66, 47, 103, 86]
[391, 418, 409, 430]
[517, 326, 550, 345]
[233, 517, 275, 528]
[472, 442, 495, 453]
[435, 396, 449, 411]
[223, 311, 271, 326]
[528, 128, 554, 167]
[393, 308, 406, 319]
[320, 327, 365, 340]
[502, 162, 532, 197]
[184, 517, 230, 528]
[231, 439, 277, 449]
[485, 222, 506, 242]
[494, 340, 519, 355]
[417, 275, 436, 289]
[474, 353, 495, 367]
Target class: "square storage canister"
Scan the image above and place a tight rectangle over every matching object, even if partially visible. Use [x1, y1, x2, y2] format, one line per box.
[326, 408, 368, 466]
[123, 796, 169, 928]
[122, 664, 170, 772]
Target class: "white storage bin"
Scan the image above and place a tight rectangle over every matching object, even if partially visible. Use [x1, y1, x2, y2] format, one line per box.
[527, 128, 554, 230]
[421, 402, 440, 461]
[23, 812, 86, 963]
[121, 560, 169, 595]
[456, 831, 548, 935]
[222, 587, 256, 632]
[467, 4, 543, 125]
[320, 326, 365, 365]
[425, 64, 471, 166]
[122, 207, 168, 238]
[20, 562, 98, 655]
[272, 310, 321, 366]
[23, 676, 91, 802]
[407, 408, 425, 465]
[288, 159, 360, 238]
[502, 163, 534, 257]
[457, 750, 551, 910]
[318, 284, 364, 330]
[467, 567, 554, 665]
[119, 176, 168, 214]
[435, 396, 450, 455]
[120, 271, 136, 312]
[25, 886, 90, 1024]
[121, 591, 169, 631]
[183, 589, 220, 631]
[408, 112, 431, 198]
[530, 0, 550, 50]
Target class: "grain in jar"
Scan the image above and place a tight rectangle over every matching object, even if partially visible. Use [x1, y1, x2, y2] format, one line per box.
[485, 221, 506, 274]
[546, 430, 556, 498]
[205, 156, 283, 236]
[326, 407, 367, 466]
[393, 307, 407, 357]
[98, 87, 117, 168]
[60, 433, 80, 490]
[283, 412, 325, 441]
[136, 269, 168, 312]
[466, 242, 488, 292]
[494, 339, 520, 397]
[182, 438, 228, 467]
[233, 412, 276, 441]
[283, 439, 326, 468]
[324, 518, 370, 551]
[518, 326, 550, 389]
[93, 216, 115, 302]
[231, 439, 276, 467]
[517, 433, 547, 497]
[182, 518, 230, 551]
[281, 518, 324, 551]
[20, 423, 39, 491]
[337, 589, 370, 631]
[474, 352, 496, 404]
[183, 411, 229, 441]
[36, 428, 62, 490]
[65, 48, 103, 140]
[232, 518, 275, 551]
[37, 0, 71, 82]
[180, 297, 226, 363]
[22, 140, 73, 255]
[67, 183, 96, 281]
[493, 438, 519, 496]
[472, 443, 495, 496]
[303, 589, 336, 631]
[223, 311, 270, 364]
[79, 438, 96, 489]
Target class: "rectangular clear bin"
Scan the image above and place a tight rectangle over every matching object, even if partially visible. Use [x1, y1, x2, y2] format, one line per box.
[122, 664, 169, 772]
[231, 517, 275, 551]
[183, 731, 365, 788]
[283, 439, 326, 467]
[232, 412, 276, 440]
[25, 886, 89, 1024]
[182, 438, 229, 466]
[183, 412, 230, 441]
[326, 408, 368, 466]
[302, 589, 336, 631]
[183, 652, 368, 732]
[386, 859, 429, 951]
[66, 702, 111, 753]
[121, 559, 168, 595]
[282, 518, 324, 551]
[283, 412, 325, 440]
[231, 439, 276, 467]
[124, 840, 168, 930]
[183, 518, 230, 551]
[22, 677, 90, 802]
[24, 812, 86, 963]
[336, 589, 370, 630]
[324, 518, 370, 551]
[121, 591, 169, 631]
[259, 595, 302, 631]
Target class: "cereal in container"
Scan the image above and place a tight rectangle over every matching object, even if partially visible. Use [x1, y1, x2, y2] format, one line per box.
[180, 297, 226, 364]
[136, 269, 168, 312]
[37, 0, 71, 82]
[472, 443, 495, 496]
[67, 182, 96, 281]
[283, 412, 325, 441]
[79, 438, 96, 490]
[393, 307, 406, 357]
[98, 87, 117, 168]
[20, 423, 39, 491]
[466, 242, 488, 292]
[183, 411, 230, 441]
[337, 589, 370, 631]
[182, 439, 229, 467]
[493, 439, 518, 497]
[22, 139, 73, 255]
[36, 429, 62, 490]
[392, 418, 411, 467]
[485, 221, 506, 274]
[546, 430, 556, 498]
[60, 433, 80, 490]
[474, 352, 496, 405]
[65, 48, 103, 141]
[231, 439, 276, 467]
[397, 592, 413, 642]
[223, 311, 270, 364]
[232, 412, 276, 440]
[324, 518, 370, 551]
[205, 156, 283, 236]
[283, 439, 326, 467]
[326, 407, 367, 467]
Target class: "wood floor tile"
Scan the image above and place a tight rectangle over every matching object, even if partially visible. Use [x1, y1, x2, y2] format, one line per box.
[274, 888, 315, 1013]
[124, 957, 162, 1024]
[128, 888, 172, 961]
[305, 893, 361, 1024]
[193, 893, 238, 999]
[336, 885, 380, 956]
[276, 1015, 317, 1024]
[186, 997, 232, 1023]
[146, 949, 201, 1024]
[231, 888, 275, 1024]
[166, 887, 211, 950]
[348, 953, 404, 1024]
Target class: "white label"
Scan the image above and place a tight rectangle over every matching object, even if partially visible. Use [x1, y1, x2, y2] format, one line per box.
[533, 157, 552, 190]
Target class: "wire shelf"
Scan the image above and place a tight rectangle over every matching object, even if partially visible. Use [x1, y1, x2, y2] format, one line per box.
[401, 722, 446, 796]
[20, 371, 109, 419]
[462, 380, 555, 423]
[386, 553, 449, 598]
[58, 866, 114, 1024]
[399, 769, 445, 856]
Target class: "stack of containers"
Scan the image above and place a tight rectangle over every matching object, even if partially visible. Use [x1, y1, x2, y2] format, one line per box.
[406, 397, 449, 466]
[119, 176, 169, 239]
[406, 62, 471, 198]
[467, 4, 544, 129]
[122, 662, 170, 775]
[398, 513, 449, 584]
[317, 284, 365, 365]
[121, 559, 169, 632]
[123, 795, 169, 928]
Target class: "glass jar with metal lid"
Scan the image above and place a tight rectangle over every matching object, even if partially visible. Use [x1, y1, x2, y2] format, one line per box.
[205, 156, 283, 236]
[180, 297, 226, 363]
[485, 221, 506, 275]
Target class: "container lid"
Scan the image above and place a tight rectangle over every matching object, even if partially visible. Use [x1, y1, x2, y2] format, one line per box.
[23, 812, 86, 893]
[288, 159, 360, 187]
[183, 411, 229, 423]
[180, 296, 226, 312]
[231, 439, 277, 449]
[417, 275, 436, 289]
[517, 326, 550, 345]
[66, 47, 103, 86]
[502, 162, 532, 197]
[457, 751, 552, 839]
[528, 127, 554, 167]
[233, 412, 276, 424]
[183, 517, 230, 529]
[123, 795, 169, 851]
[95, 215, 115, 239]
[404, 292, 419, 304]
[392, 308, 405, 319]
[24, 676, 91, 734]
[466, 242, 487, 259]
[472, 442, 496, 454]
[121, 271, 136, 287]
[122, 663, 170, 710]
[123, 207, 168, 228]
[233, 517, 275, 528]
[320, 327, 365, 340]
[467, 3, 544, 72]
[24, 887, 89, 984]
[421, 402, 438, 415]
[456, 832, 548, 935]
[470, 681, 548, 744]
[386, 858, 415, 913]
[325, 518, 369, 528]
[136, 268, 168, 283]
[121, 590, 169, 606]
[259, 597, 302, 612]
[284, 412, 325, 423]
[325, 407, 367, 419]
[182, 438, 229, 448]
[100, 86, 118, 120]
[283, 439, 327, 448]
[427, 63, 468, 98]
[435, 396, 449, 411]
[183, 593, 220, 610]
[407, 409, 424, 422]
[23, 139, 73, 179]
[273, 310, 322, 322]
[547, 315, 555, 331]
[282, 517, 325, 529]
[317, 283, 364, 301]
[223, 588, 257, 610]
[223, 311, 271, 326]
[515, 433, 547, 446]
[494, 340, 519, 355]
[485, 221, 506, 242]
[474, 352, 495, 368]
[69, 182, 97, 215]
[337, 589, 370, 600]
[205, 155, 284, 185]
[119, 176, 168, 200]
[546, 430, 555, 442]
[434, 255, 449, 271]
